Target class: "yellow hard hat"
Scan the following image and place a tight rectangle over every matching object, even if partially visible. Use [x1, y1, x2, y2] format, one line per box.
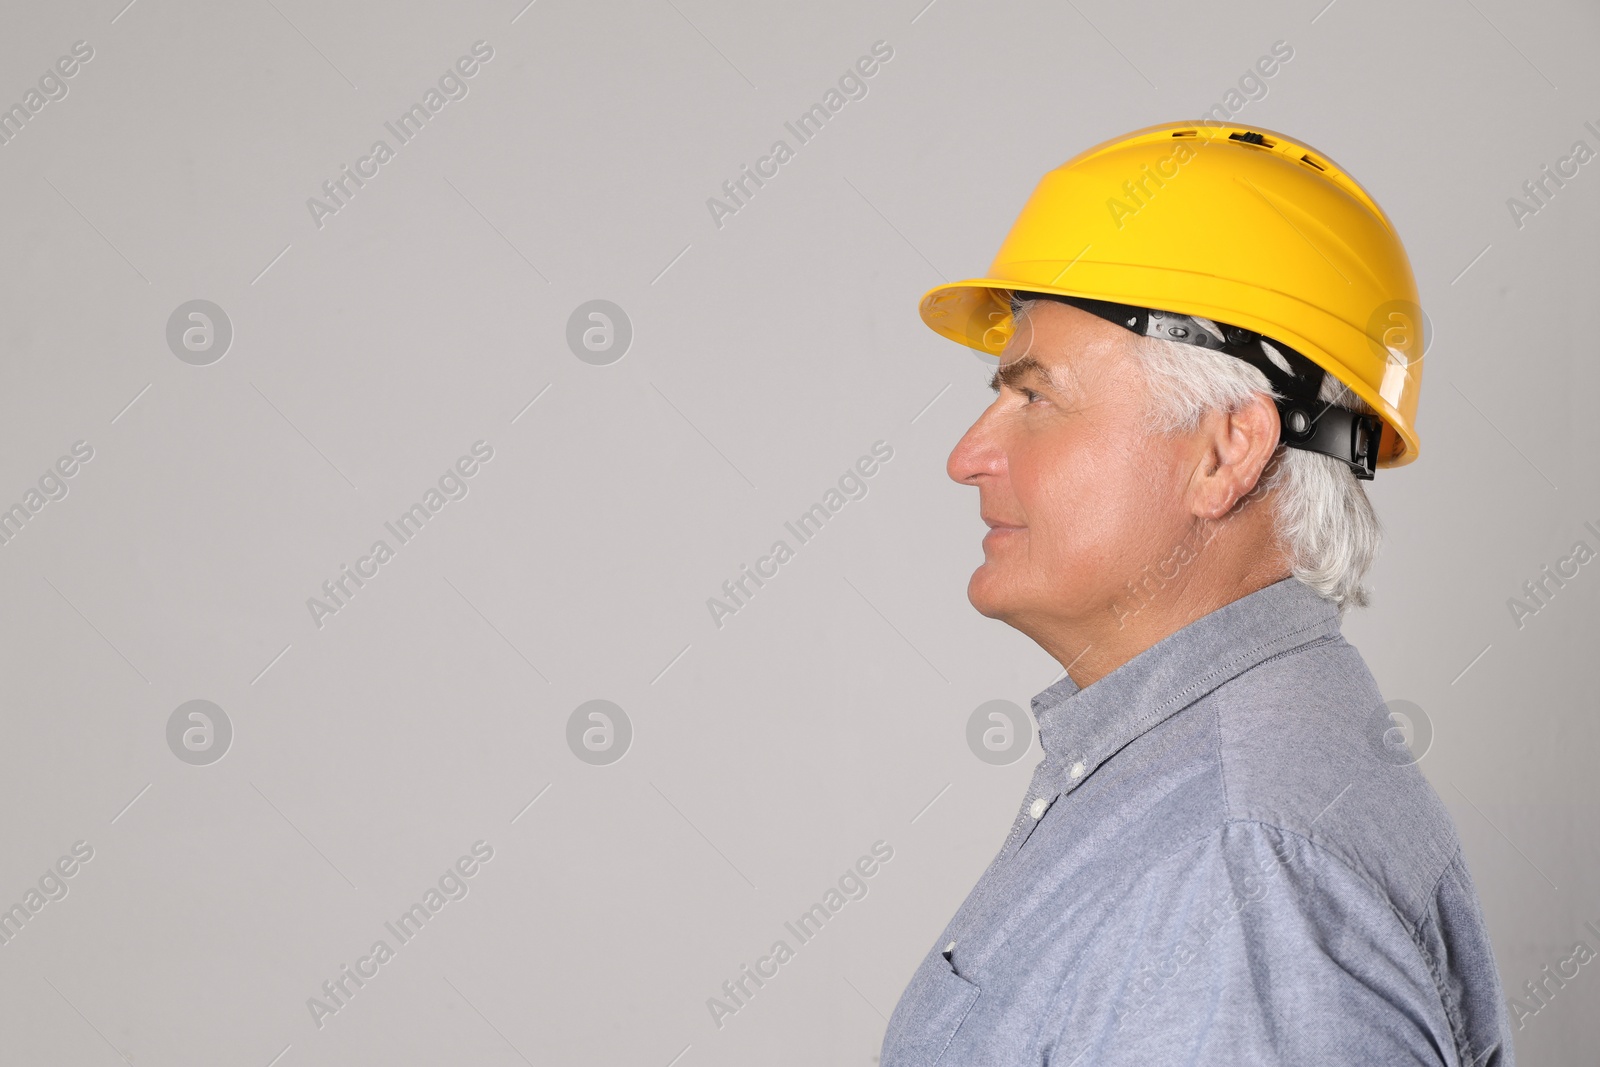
[918, 121, 1425, 469]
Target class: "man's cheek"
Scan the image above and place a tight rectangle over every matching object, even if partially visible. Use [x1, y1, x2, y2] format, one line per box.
[1043, 482, 1129, 573]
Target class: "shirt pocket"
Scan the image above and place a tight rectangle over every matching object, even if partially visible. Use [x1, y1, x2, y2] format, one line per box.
[881, 957, 982, 1067]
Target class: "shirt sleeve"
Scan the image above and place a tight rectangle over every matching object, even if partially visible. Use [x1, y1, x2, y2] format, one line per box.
[1048, 820, 1471, 1067]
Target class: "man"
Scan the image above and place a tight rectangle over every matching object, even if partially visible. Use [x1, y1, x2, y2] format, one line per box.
[881, 122, 1513, 1065]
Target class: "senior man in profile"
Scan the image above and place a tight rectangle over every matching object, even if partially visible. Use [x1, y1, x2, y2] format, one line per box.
[880, 123, 1514, 1066]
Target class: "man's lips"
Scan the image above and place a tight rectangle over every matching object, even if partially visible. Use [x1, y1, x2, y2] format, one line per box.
[982, 517, 1024, 544]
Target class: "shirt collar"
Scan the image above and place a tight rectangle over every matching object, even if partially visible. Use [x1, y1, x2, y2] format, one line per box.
[1029, 577, 1343, 780]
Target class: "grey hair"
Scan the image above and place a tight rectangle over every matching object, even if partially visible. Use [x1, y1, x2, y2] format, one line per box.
[1124, 328, 1382, 611]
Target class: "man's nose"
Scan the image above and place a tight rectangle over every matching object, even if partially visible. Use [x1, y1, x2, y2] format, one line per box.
[947, 405, 1004, 486]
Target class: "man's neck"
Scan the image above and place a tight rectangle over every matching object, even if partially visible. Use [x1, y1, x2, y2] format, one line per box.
[1068, 572, 1292, 687]
[1028, 557, 1292, 690]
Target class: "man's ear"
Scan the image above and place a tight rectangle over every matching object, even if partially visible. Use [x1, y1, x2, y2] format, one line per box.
[1189, 393, 1280, 521]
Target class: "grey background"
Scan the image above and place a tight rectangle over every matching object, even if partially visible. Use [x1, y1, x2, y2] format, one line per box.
[0, 0, 1595, 1063]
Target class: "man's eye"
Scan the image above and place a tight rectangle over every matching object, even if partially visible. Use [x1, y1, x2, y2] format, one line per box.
[1021, 388, 1043, 404]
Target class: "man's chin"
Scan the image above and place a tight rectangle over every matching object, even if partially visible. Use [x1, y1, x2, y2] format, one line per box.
[966, 568, 1016, 622]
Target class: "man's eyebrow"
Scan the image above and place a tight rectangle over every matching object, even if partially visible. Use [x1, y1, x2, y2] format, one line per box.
[988, 355, 1072, 395]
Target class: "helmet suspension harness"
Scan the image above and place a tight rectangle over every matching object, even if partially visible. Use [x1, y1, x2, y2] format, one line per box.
[1008, 290, 1382, 480]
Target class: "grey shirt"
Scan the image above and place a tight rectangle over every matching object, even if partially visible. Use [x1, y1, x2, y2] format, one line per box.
[881, 577, 1513, 1066]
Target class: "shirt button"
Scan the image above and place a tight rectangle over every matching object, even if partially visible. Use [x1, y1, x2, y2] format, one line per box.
[1029, 797, 1049, 819]
[1069, 761, 1085, 780]
[943, 940, 956, 958]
